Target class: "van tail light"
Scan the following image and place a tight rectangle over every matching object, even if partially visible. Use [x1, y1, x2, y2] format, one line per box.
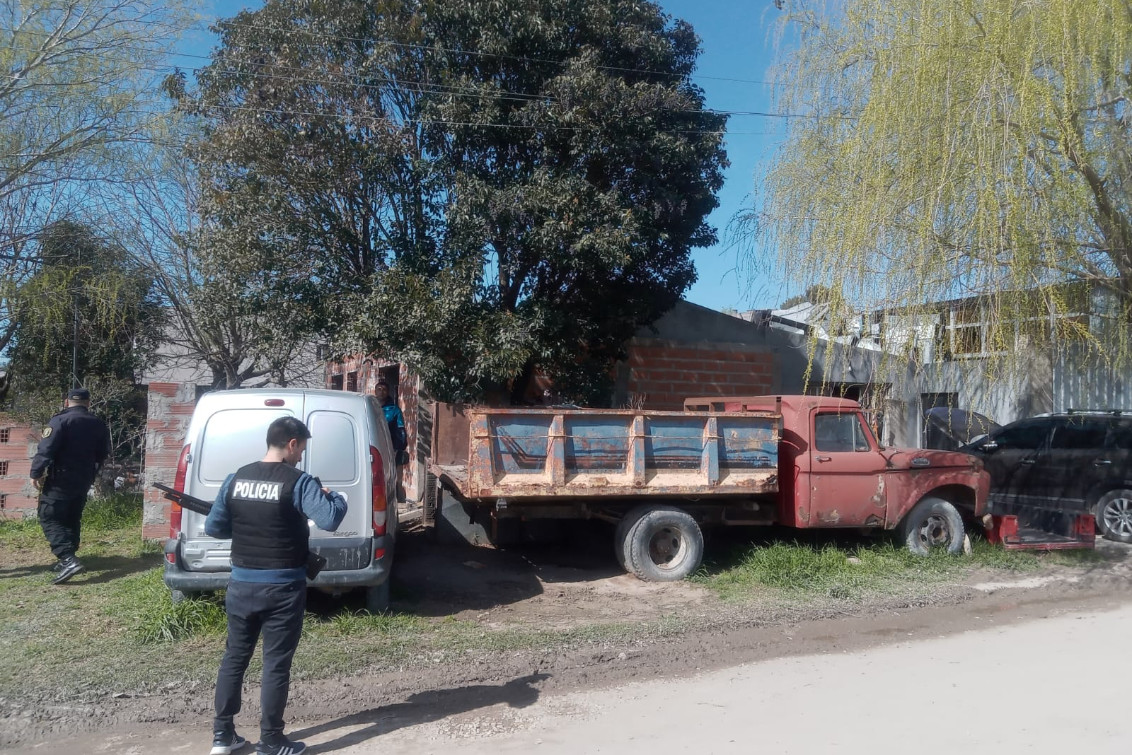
[370, 446, 387, 537]
[169, 443, 190, 542]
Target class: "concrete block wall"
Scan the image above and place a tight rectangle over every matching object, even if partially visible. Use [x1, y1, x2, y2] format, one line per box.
[625, 338, 776, 410]
[142, 382, 198, 540]
[0, 416, 39, 519]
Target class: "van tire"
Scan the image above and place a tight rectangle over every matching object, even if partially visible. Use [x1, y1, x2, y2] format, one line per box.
[170, 589, 189, 604]
[365, 580, 391, 614]
[623, 506, 704, 582]
[901, 496, 965, 555]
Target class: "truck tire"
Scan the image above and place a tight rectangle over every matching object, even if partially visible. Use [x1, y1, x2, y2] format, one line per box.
[901, 496, 965, 556]
[1096, 489, 1132, 544]
[614, 506, 652, 571]
[365, 580, 391, 614]
[623, 506, 704, 582]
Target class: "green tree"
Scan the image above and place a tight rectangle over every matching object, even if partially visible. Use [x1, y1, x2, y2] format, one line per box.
[191, 0, 727, 403]
[6, 221, 164, 460]
[760, 0, 1132, 365]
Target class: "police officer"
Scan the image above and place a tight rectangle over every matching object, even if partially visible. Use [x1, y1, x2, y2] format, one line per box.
[29, 388, 110, 585]
[205, 416, 346, 755]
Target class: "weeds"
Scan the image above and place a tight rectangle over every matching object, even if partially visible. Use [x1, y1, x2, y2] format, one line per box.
[693, 535, 1110, 601]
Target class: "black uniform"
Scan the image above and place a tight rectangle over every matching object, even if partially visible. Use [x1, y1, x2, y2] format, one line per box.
[30, 404, 110, 560]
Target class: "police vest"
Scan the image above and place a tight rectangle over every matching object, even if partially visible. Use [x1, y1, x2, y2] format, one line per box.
[226, 461, 308, 570]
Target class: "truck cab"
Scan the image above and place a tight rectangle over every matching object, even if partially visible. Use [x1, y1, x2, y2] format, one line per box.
[685, 396, 990, 553]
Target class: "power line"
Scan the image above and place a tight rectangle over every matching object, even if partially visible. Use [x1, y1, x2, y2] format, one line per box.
[2, 11, 783, 89]
[4, 38, 820, 124]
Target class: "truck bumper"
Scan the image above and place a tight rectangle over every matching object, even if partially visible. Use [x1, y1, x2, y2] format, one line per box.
[162, 537, 393, 593]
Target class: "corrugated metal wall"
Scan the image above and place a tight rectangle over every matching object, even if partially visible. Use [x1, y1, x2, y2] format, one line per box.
[1052, 348, 1132, 412]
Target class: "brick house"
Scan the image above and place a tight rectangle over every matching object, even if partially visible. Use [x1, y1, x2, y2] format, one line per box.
[0, 415, 38, 520]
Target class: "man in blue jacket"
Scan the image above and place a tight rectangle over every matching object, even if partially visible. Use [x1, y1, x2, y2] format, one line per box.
[205, 416, 347, 755]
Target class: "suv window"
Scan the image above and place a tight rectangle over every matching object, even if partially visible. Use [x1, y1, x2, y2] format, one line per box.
[814, 413, 871, 452]
[991, 420, 1051, 450]
[1109, 420, 1132, 450]
[1050, 418, 1109, 450]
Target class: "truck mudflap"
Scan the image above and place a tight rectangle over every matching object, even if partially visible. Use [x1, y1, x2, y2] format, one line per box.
[983, 512, 1095, 551]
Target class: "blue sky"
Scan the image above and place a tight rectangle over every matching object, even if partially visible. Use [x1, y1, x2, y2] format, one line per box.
[195, 1, 791, 311]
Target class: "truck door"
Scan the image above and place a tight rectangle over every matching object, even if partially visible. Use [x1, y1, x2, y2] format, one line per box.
[803, 410, 888, 527]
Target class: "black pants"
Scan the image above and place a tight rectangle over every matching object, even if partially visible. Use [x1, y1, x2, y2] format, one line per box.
[37, 494, 87, 560]
[214, 579, 306, 745]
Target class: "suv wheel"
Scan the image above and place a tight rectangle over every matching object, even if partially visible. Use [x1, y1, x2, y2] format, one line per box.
[1096, 489, 1132, 544]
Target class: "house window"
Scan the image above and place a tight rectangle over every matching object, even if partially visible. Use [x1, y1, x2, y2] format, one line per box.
[0, 493, 6, 508]
[0, 428, 9, 443]
[329, 374, 344, 391]
[0, 460, 8, 476]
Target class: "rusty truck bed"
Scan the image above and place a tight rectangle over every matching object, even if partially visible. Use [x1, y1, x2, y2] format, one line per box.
[431, 406, 781, 501]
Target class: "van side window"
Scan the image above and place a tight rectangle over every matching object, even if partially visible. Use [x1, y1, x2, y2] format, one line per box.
[198, 409, 292, 483]
[814, 413, 870, 453]
[307, 411, 359, 484]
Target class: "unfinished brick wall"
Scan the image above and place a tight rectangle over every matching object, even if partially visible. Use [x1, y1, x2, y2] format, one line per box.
[0, 415, 39, 519]
[625, 338, 776, 410]
[142, 382, 198, 540]
[326, 357, 424, 504]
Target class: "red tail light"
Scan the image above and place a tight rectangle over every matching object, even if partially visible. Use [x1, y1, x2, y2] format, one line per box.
[370, 446, 387, 537]
[169, 443, 190, 539]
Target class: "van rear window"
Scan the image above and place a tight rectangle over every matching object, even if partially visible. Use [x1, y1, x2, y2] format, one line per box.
[198, 409, 293, 484]
[307, 411, 359, 484]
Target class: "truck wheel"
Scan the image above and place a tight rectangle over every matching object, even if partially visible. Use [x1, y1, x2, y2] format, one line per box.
[624, 506, 704, 582]
[614, 506, 652, 571]
[901, 496, 965, 555]
[1096, 489, 1132, 544]
[365, 580, 391, 614]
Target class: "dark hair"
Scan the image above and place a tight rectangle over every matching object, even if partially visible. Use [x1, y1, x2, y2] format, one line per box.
[266, 416, 312, 449]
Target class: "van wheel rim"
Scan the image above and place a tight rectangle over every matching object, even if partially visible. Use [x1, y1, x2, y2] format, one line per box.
[917, 514, 951, 549]
[1103, 497, 1132, 538]
[648, 526, 688, 570]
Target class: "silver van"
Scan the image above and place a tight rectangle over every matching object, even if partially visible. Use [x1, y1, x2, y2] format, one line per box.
[162, 388, 398, 611]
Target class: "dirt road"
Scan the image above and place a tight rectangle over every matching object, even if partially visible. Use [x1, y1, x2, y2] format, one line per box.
[335, 598, 1132, 755]
[12, 572, 1131, 755]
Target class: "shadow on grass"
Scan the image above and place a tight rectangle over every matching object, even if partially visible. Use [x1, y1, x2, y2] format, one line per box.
[77, 553, 164, 585]
[290, 673, 548, 753]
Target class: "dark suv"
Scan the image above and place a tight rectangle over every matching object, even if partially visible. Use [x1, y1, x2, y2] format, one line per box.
[963, 411, 1132, 542]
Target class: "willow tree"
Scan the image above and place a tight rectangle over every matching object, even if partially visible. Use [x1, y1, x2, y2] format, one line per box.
[761, 0, 1132, 369]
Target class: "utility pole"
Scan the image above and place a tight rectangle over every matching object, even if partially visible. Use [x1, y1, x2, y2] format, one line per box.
[71, 293, 79, 389]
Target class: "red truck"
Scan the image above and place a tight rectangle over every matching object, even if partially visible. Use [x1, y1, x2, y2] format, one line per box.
[429, 394, 1007, 580]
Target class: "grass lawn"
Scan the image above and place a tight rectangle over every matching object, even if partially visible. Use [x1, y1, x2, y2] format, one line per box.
[0, 495, 1111, 705]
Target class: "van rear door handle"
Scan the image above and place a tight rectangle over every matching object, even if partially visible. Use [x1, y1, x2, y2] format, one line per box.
[816, 455, 832, 462]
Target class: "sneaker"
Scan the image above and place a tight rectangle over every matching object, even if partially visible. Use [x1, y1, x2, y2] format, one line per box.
[51, 557, 84, 585]
[210, 731, 247, 755]
[256, 738, 306, 755]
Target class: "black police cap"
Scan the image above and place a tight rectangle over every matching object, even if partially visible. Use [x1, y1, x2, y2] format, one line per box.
[67, 388, 91, 401]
